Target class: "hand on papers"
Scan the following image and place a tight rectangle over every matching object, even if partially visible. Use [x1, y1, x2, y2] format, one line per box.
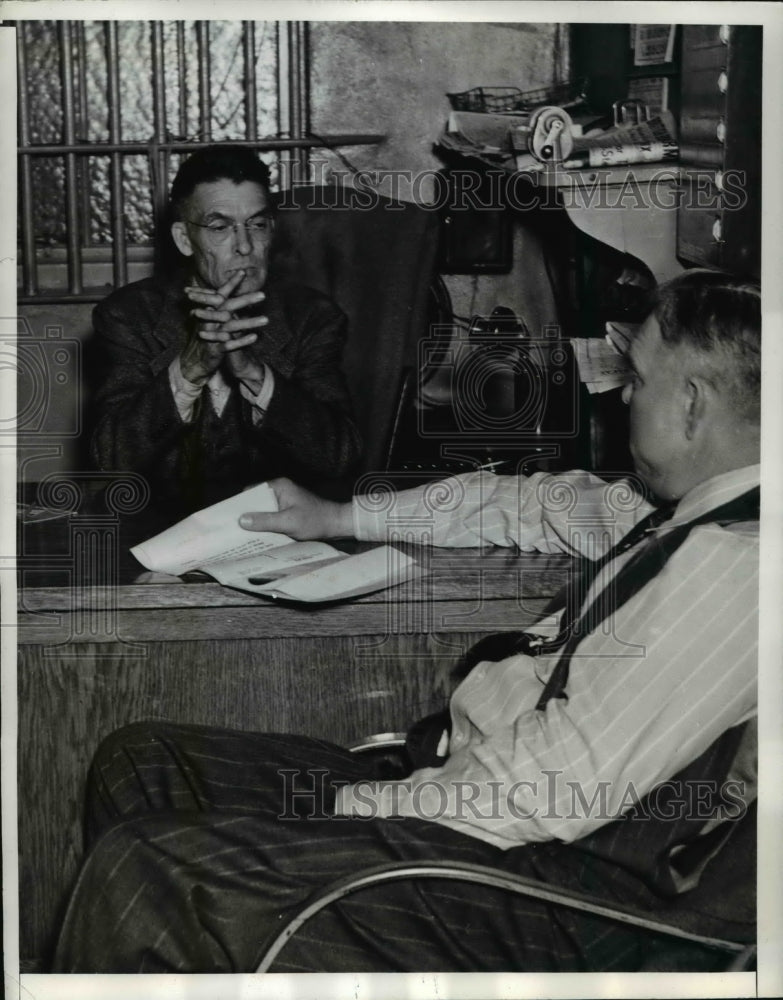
[238, 478, 354, 540]
[131, 482, 289, 576]
[130, 482, 418, 602]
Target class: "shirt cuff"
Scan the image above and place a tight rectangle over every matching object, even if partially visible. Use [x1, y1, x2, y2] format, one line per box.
[352, 493, 395, 542]
[169, 355, 204, 423]
[238, 364, 275, 423]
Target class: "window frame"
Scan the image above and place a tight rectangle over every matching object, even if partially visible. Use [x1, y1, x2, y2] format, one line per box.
[16, 18, 383, 304]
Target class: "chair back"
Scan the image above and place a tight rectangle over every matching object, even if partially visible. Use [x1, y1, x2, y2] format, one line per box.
[272, 186, 441, 479]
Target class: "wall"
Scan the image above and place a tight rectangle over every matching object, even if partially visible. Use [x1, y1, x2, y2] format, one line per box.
[309, 20, 568, 323]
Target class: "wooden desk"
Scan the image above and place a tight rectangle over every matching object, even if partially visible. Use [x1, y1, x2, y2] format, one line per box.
[16, 503, 571, 970]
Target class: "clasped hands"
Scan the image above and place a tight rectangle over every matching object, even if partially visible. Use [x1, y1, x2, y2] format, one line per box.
[180, 269, 268, 394]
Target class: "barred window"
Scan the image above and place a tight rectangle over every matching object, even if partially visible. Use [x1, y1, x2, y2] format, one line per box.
[16, 19, 379, 302]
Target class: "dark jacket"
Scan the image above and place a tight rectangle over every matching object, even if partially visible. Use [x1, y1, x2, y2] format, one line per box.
[90, 272, 361, 514]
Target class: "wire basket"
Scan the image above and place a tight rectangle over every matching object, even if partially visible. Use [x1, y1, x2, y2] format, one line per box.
[447, 81, 587, 115]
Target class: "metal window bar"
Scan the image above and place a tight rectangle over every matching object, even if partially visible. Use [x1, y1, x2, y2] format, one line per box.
[276, 21, 288, 183]
[289, 21, 309, 184]
[59, 20, 83, 294]
[196, 20, 211, 143]
[76, 23, 91, 231]
[277, 20, 310, 189]
[16, 22, 37, 296]
[150, 21, 169, 234]
[19, 137, 384, 157]
[244, 21, 258, 141]
[17, 19, 384, 302]
[106, 21, 128, 289]
[176, 21, 188, 139]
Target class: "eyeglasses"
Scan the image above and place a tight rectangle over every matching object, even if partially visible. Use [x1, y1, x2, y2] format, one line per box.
[184, 215, 274, 244]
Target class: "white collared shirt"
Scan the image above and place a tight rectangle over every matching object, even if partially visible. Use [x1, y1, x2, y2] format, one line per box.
[338, 466, 759, 849]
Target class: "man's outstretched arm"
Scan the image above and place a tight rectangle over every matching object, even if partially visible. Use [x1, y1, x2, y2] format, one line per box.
[239, 471, 651, 555]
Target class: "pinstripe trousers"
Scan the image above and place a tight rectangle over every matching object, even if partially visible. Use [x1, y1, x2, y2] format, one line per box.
[51, 721, 718, 974]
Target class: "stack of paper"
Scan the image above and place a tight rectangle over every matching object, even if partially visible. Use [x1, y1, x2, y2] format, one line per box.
[570, 326, 634, 394]
[443, 110, 529, 154]
[130, 483, 420, 603]
[438, 110, 542, 172]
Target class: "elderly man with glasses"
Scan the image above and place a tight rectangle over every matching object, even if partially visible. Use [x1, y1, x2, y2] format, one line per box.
[89, 144, 361, 514]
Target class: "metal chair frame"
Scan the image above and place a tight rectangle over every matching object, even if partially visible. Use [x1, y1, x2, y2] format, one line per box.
[263, 735, 755, 975]
[255, 858, 756, 973]
[256, 732, 756, 972]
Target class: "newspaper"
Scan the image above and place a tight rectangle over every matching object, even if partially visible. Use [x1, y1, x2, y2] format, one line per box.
[564, 112, 678, 169]
[443, 110, 531, 154]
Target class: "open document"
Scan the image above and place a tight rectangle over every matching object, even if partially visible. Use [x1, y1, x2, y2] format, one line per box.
[130, 483, 420, 603]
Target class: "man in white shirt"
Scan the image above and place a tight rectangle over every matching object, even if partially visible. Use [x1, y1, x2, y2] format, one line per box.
[54, 270, 760, 973]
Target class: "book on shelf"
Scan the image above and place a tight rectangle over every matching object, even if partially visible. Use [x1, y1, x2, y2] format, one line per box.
[130, 482, 420, 603]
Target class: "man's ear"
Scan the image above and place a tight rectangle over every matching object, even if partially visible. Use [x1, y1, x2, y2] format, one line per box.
[684, 374, 712, 439]
[171, 221, 194, 258]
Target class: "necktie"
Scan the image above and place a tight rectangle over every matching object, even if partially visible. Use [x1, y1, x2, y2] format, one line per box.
[408, 486, 759, 772]
[461, 500, 676, 670]
[534, 485, 759, 709]
[530, 499, 678, 656]
[459, 486, 760, 711]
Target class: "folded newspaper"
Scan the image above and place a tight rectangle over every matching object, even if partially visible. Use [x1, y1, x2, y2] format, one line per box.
[564, 111, 678, 169]
[130, 483, 419, 602]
